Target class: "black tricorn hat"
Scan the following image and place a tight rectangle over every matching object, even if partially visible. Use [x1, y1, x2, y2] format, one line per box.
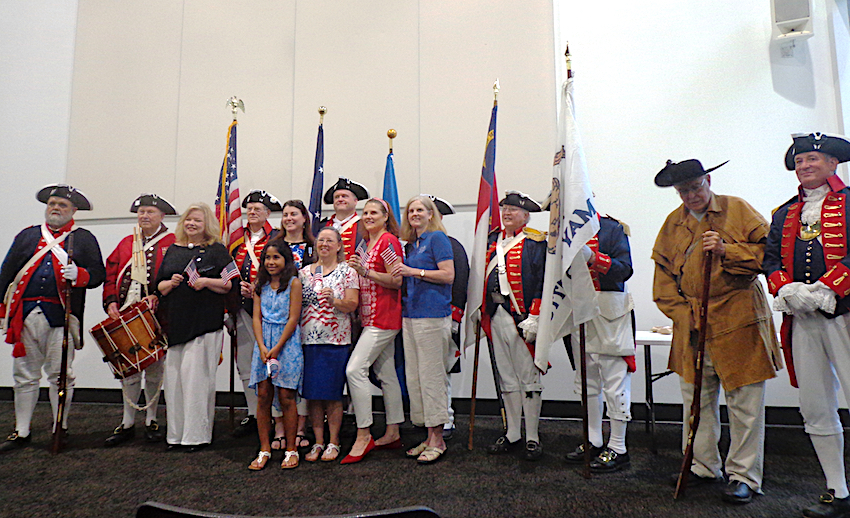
[242, 190, 283, 211]
[500, 190, 541, 213]
[130, 194, 176, 215]
[323, 177, 369, 205]
[784, 133, 850, 170]
[654, 159, 728, 187]
[36, 184, 92, 210]
[421, 194, 455, 216]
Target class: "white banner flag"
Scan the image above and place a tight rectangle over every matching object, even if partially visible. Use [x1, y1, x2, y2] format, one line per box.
[534, 77, 600, 372]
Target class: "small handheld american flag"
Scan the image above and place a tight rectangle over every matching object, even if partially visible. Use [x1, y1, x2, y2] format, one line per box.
[184, 258, 200, 287]
[380, 244, 399, 268]
[355, 240, 368, 266]
[220, 261, 241, 284]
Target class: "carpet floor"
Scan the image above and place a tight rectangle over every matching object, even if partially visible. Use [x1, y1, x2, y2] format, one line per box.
[0, 400, 833, 518]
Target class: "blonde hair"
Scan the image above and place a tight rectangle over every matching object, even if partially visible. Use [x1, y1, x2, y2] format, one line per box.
[400, 196, 447, 242]
[175, 202, 222, 246]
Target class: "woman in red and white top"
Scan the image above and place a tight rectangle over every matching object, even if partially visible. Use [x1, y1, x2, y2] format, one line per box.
[341, 198, 404, 464]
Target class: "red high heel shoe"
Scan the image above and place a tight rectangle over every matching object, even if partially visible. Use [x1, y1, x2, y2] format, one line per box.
[340, 437, 375, 464]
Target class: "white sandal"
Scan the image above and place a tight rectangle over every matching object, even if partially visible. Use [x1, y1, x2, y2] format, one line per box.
[281, 449, 300, 469]
[248, 450, 271, 471]
[321, 443, 340, 462]
[306, 443, 325, 462]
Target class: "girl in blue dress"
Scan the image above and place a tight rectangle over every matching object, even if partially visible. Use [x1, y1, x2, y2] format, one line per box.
[247, 242, 303, 470]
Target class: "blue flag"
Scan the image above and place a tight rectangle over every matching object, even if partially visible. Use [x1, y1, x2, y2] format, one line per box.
[308, 123, 324, 235]
[382, 152, 400, 222]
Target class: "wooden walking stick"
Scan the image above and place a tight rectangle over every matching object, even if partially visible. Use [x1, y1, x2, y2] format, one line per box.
[52, 232, 74, 455]
[674, 249, 713, 499]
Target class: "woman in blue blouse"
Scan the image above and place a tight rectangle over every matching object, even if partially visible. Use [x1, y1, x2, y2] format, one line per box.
[392, 195, 455, 464]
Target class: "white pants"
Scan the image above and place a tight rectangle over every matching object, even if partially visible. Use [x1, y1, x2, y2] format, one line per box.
[491, 307, 542, 393]
[680, 350, 766, 492]
[574, 353, 632, 422]
[792, 312, 850, 436]
[491, 307, 543, 442]
[235, 310, 259, 418]
[120, 357, 164, 427]
[346, 326, 403, 429]
[164, 329, 223, 446]
[403, 317, 450, 428]
[13, 309, 76, 436]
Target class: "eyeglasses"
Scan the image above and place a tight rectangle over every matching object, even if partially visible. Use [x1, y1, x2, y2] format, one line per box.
[674, 178, 707, 195]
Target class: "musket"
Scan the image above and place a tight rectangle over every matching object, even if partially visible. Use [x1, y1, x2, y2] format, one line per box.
[674, 249, 713, 498]
[579, 323, 592, 479]
[468, 323, 482, 451]
[229, 322, 236, 429]
[52, 232, 74, 454]
[486, 334, 507, 434]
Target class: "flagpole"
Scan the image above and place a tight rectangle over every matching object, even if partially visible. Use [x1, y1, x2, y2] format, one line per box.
[388, 129, 396, 153]
[225, 96, 243, 430]
[468, 80, 502, 451]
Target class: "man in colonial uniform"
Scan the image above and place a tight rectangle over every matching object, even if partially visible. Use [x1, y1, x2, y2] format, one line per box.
[231, 189, 282, 438]
[764, 133, 850, 518]
[424, 195, 470, 441]
[321, 177, 369, 260]
[0, 184, 105, 452]
[564, 214, 635, 473]
[482, 191, 547, 461]
[652, 159, 781, 504]
[102, 194, 176, 446]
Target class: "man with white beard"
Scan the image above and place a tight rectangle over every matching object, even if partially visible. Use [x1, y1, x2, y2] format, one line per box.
[0, 184, 105, 453]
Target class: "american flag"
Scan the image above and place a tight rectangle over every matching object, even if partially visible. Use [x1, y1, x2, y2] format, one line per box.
[308, 122, 324, 235]
[380, 244, 399, 267]
[464, 99, 500, 349]
[215, 121, 244, 254]
[184, 258, 200, 287]
[355, 240, 367, 266]
[220, 261, 241, 284]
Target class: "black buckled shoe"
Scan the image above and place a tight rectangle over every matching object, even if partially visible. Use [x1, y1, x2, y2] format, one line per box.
[442, 426, 455, 441]
[0, 432, 31, 454]
[232, 416, 257, 438]
[145, 421, 164, 443]
[524, 440, 543, 461]
[722, 481, 754, 504]
[589, 448, 630, 473]
[564, 443, 604, 464]
[487, 435, 522, 455]
[803, 490, 850, 518]
[105, 424, 135, 447]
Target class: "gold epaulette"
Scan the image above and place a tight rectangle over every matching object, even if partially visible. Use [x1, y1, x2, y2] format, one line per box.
[523, 227, 547, 242]
[602, 214, 630, 237]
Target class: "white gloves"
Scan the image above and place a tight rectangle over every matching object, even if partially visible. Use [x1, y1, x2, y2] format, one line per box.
[775, 281, 837, 315]
[469, 308, 481, 328]
[451, 320, 460, 335]
[62, 263, 79, 283]
[518, 314, 539, 343]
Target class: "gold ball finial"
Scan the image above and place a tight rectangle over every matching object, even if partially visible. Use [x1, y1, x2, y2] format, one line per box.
[387, 129, 397, 139]
[318, 106, 327, 115]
